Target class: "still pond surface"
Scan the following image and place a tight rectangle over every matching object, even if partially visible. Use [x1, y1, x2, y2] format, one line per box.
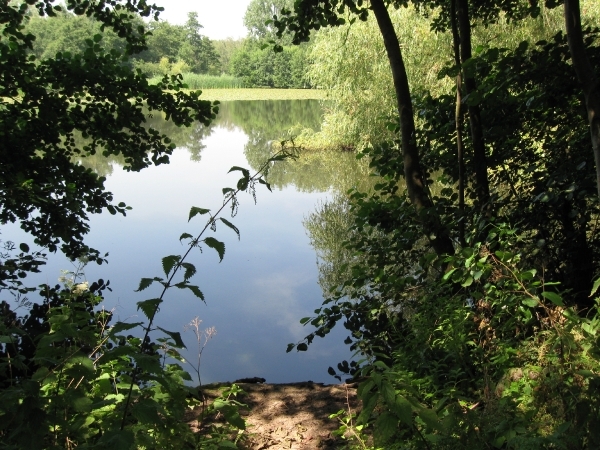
[5, 100, 371, 384]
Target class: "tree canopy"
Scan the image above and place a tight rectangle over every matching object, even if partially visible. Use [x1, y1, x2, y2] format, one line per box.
[0, 0, 217, 261]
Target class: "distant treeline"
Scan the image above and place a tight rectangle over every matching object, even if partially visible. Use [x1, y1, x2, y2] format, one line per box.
[24, 1, 312, 89]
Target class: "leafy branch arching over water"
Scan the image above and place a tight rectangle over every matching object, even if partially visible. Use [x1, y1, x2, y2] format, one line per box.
[0, 145, 296, 449]
[119, 145, 297, 429]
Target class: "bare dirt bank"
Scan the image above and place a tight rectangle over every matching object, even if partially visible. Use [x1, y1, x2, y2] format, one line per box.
[189, 381, 360, 449]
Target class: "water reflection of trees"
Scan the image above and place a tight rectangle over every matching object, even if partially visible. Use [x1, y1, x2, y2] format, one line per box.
[304, 195, 357, 296]
[73, 98, 378, 306]
[75, 99, 324, 177]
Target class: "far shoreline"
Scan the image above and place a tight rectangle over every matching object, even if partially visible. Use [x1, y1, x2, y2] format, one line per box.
[194, 88, 327, 102]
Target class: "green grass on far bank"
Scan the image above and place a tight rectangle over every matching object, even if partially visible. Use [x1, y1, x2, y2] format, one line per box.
[148, 73, 327, 101]
[197, 88, 327, 102]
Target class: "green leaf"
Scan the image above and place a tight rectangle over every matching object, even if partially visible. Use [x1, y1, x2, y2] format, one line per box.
[157, 326, 186, 348]
[223, 409, 246, 430]
[358, 388, 379, 424]
[68, 355, 95, 375]
[137, 299, 162, 320]
[541, 291, 564, 306]
[297, 343, 308, 351]
[19, 243, 29, 253]
[136, 277, 160, 292]
[300, 317, 311, 325]
[219, 218, 240, 239]
[179, 232, 193, 242]
[443, 268, 457, 280]
[162, 255, 181, 276]
[461, 276, 474, 287]
[228, 166, 250, 178]
[32, 366, 49, 381]
[373, 361, 390, 371]
[109, 321, 144, 335]
[181, 262, 197, 281]
[375, 411, 398, 442]
[380, 380, 396, 407]
[184, 284, 205, 302]
[522, 298, 539, 308]
[286, 343, 295, 353]
[258, 177, 272, 192]
[189, 206, 210, 222]
[591, 278, 600, 297]
[73, 396, 93, 413]
[237, 176, 249, 191]
[418, 408, 443, 431]
[392, 395, 413, 426]
[132, 398, 161, 424]
[97, 429, 135, 449]
[204, 237, 225, 262]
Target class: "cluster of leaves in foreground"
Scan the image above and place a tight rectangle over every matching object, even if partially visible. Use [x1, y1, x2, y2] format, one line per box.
[0, 270, 246, 449]
[305, 204, 600, 449]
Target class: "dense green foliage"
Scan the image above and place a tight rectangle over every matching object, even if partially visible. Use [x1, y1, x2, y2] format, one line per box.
[278, 0, 600, 448]
[24, 7, 224, 79]
[227, 0, 312, 88]
[230, 39, 310, 88]
[133, 13, 220, 76]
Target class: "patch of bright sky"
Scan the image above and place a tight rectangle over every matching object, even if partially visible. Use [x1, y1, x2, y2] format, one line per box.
[150, 0, 252, 40]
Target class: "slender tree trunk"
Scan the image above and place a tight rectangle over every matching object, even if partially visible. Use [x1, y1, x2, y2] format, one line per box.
[563, 0, 596, 306]
[451, 0, 466, 247]
[456, 0, 491, 207]
[564, 0, 600, 198]
[370, 0, 454, 255]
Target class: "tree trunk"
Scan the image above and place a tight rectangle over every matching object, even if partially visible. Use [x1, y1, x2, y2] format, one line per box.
[451, 0, 466, 247]
[370, 0, 454, 255]
[564, 0, 600, 198]
[456, 0, 491, 207]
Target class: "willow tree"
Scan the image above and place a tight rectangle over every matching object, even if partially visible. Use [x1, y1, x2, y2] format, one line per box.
[275, 0, 456, 256]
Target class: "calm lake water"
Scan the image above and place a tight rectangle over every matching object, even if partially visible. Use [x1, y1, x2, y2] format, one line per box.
[3, 100, 372, 384]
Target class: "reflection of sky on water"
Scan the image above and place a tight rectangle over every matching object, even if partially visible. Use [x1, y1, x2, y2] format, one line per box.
[3, 122, 352, 384]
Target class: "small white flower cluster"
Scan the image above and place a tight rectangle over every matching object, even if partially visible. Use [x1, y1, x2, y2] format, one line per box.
[73, 282, 89, 295]
[58, 270, 89, 295]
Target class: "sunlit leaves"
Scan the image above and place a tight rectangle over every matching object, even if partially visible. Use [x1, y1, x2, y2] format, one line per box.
[591, 277, 600, 297]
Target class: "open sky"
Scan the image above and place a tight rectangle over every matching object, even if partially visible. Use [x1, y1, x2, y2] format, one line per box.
[151, 0, 252, 40]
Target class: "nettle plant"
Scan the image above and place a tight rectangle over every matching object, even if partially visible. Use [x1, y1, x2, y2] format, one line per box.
[0, 147, 293, 449]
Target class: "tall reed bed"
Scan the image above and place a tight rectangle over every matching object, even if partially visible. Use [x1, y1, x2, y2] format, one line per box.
[149, 73, 246, 89]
